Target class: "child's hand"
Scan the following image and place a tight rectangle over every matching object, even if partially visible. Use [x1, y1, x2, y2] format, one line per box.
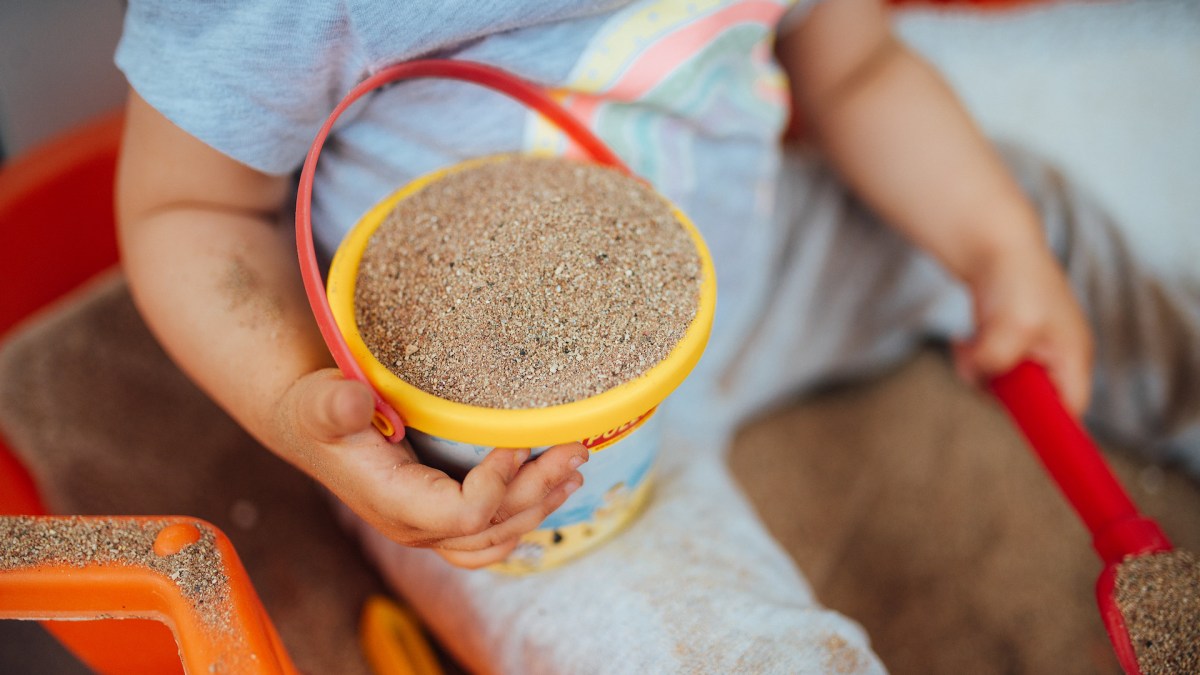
[274, 369, 588, 569]
[954, 246, 1094, 416]
[117, 93, 586, 570]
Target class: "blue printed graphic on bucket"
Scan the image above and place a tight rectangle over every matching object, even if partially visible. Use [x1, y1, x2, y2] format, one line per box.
[541, 413, 658, 529]
[403, 428, 496, 468]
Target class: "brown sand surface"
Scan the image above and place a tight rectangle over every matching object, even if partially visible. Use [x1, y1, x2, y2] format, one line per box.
[730, 351, 1200, 675]
[356, 157, 699, 409]
[0, 516, 233, 632]
[1115, 550, 1200, 674]
[4, 274, 1199, 674]
[0, 273, 385, 675]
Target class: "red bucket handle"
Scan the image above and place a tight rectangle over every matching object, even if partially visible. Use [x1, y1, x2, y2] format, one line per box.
[296, 59, 630, 442]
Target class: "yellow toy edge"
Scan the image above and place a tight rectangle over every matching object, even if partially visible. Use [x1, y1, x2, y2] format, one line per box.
[328, 155, 716, 448]
[359, 595, 443, 675]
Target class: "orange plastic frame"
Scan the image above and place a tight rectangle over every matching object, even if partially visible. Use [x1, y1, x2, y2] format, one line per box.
[0, 114, 296, 674]
[0, 516, 298, 675]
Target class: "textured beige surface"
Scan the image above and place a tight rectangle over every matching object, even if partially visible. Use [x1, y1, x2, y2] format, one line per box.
[0, 273, 385, 675]
[730, 351, 1200, 674]
[3, 274, 1197, 674]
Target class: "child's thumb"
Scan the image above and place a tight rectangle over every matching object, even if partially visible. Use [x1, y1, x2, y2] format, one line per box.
[297, 371, 376, 441]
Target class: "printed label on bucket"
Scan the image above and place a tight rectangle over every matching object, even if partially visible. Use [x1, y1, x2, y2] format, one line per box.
[582, 409, 654, 452]
[405, 410, 661, 573]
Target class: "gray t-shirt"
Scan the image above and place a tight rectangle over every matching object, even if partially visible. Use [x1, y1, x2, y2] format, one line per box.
[115, 0, 814, 374]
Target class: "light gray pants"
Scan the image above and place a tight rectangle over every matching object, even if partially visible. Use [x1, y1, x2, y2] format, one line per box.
[341, 144, 1200, 674]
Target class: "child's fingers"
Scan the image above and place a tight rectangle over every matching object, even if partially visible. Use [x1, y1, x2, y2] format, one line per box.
[435, 538, 521, 570]
[366, 447, 527, 538]
[292, 369, 376, 441]
[488, 443, 588, 526]
[436, 471, 583, 553]
[956, 325, 1093, 418]
[1047, 359, 1090, 418]
[365, 445, 581, 547]
[296, 429, 499, 542]
[960, 315, 1037, 383]
[452, 447, 530, 532]
[1041, 329, 1094, 418]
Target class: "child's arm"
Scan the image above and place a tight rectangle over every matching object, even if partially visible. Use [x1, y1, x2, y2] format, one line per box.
[779, 0, 1093, 414]
[117, 92, 588, 568]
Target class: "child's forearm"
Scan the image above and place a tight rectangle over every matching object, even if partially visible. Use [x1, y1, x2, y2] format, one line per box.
[119, 205, 330, 450]
[116, 93, 591, 565]
[780, 0, 1045, 283]
[116, 92, 321, 453]
[779, 0, 1093, 412]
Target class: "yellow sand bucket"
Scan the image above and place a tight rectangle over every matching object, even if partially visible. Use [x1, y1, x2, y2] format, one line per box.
[298, 60, 715, 573]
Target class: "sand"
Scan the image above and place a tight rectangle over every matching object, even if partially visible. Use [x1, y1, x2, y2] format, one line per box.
[5, 277, 1200, 674]
[0, 516, 235, 635]
[355, 156, 700, 409]
[729, 350, 1200, 674]
[0, 274, 388, 675]
[1115, 549, 1200, 675]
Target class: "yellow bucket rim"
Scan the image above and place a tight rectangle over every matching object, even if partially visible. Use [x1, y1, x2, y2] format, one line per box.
[327, 155, 716, 448]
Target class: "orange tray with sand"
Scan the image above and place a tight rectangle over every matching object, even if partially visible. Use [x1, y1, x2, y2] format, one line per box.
[0, 113, 297, 675]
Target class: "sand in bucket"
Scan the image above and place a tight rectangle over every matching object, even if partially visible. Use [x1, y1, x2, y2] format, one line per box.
[339, 155, 711, 572]
[355, 157, 700, 409]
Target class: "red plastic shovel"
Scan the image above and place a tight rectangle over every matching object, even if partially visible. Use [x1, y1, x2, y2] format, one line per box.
[990, 361, 1175, 674]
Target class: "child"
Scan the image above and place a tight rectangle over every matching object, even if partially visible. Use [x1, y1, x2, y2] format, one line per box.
[114, 0, 1199, 671]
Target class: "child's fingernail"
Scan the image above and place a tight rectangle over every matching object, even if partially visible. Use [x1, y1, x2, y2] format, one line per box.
[568, 454, 586, 469]
[563, 477, 582, 496]
[514, 449, 531, 467]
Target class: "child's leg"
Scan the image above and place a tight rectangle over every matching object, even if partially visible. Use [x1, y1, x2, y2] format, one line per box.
[337, 444, 887, 675]
[331, 151, 908, 675]
[709, 146, 972, 431]
[341, 143, 1197, 675]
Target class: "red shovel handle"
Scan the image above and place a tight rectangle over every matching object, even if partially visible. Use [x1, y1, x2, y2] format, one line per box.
[296, 60, 630, 443]
[990, 361, 1171, 563]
